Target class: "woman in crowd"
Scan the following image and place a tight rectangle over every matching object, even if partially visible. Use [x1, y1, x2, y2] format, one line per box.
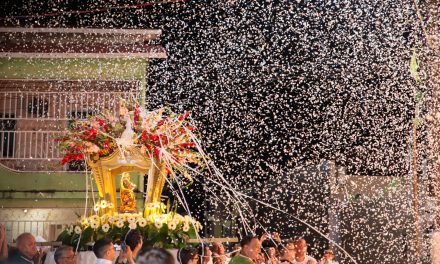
[178, 247, 199, 264]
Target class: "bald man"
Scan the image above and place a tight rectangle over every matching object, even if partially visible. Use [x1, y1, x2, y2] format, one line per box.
[9, 233, 40, 264]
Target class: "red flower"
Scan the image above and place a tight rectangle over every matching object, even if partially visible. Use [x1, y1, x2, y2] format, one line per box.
[154, 147, 161, 159]
[157, 119, 165, 127]
[83, 127, 98, 140]
[103, 140, 110, 151]
[98, 119, 106, 127]
[180, 143, 195, 148]
[134, 105, 141, 125]
[141, 131, 148, 141]
[179, 111, 190, 121]
[149, 134, 159, 142]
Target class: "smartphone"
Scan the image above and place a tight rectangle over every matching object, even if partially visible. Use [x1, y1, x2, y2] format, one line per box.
[121, 242, 127, 251]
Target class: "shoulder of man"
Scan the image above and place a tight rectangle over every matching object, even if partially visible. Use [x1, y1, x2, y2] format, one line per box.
[229, 255, 254, 264]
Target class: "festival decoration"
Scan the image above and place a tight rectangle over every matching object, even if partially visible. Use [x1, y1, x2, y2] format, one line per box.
[57, 100, 205, 248]
[57, 203, 203, 249]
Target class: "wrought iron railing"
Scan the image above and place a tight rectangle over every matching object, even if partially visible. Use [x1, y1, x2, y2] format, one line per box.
[0, 90, 141, 171]
[0, 91, 140, 120]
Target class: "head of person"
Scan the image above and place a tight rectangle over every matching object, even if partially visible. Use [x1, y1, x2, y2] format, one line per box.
[294, 238, 308, 257]
[16, 233, 37, 259]
[137, 247, 175, 264]
[323, 249, 335, 260]
[210, 243, 225, 256]
[255, 253, 265, 264]
[198, 245, 212, 264]
[212, 254, 226, 264]
[239, 235, 261, 261]
[178, 247, 199, 264]
[279, 239, 296, 261]
[231, 244, 241, 257]
[93, 238, 116, 261]
[124, 229, 143, 255]
[54, 245, 76, 264]
[266, 247, 277, 258]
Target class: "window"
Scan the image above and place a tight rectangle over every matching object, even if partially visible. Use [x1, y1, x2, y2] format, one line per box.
[0, 113, 16, 158]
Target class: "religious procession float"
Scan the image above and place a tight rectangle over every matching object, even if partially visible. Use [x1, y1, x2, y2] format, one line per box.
[56, 100, 205, 249]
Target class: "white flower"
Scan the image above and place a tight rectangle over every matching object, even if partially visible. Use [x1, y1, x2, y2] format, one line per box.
[168, 221, 177, 230]
[119, 214, 127, 222]
[127, 216, 136, 224]
[154, 220, 163, 229]
[182, 224, 190, 232]
[67, 225, 74, 235]
[107, 202, 114, 209]
[94, 204, 100, 212]
[137, 218, 147, 227]
[101, 214, 109, 223]
[74, 226, 82, 234]
[102, 223, 110, 233]
[100, 200, 108, 208]
[116, 220, 124, 228]
[173, 214, 183, 222]
[90, 220, 99, 229]
[129, 222, 137, 230]
[90, 215, 100, 224]
[81, 218, 89, 227]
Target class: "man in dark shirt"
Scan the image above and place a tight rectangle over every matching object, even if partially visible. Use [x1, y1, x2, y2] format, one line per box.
[8, 233, 40, 264]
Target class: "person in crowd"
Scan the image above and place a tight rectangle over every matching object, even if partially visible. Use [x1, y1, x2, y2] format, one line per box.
[178, 247, 199, 264]
[0, 224, 8, 263]
[8, 232, 41, 264]
[254, 253, 265, 264]
[262, 247, 278, 264]
[54, 245, 76, 264]
[229, 235, 261, 264]
[116, 230, 143, 264]
[318, 249, 338, 264]
[137, 247, 175, 264]
[198, 245, 212, 264]
[294, 238, 316, 264]
[93, 238, 117, 264]
[229, 244, 241, 258]
[211, 243, 228, 264]
[278, 240, 295, 264]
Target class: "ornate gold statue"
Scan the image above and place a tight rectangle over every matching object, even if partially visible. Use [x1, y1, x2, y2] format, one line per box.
[119, 172, 137, 213]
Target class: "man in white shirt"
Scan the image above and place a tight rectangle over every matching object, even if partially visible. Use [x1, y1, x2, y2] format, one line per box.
[93, 238, 117, 264]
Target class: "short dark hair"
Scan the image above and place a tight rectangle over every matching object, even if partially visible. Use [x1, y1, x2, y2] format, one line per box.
[240, 235, 259, 248]
[124, 230, 143, 251]
[137, 247, 175, 264]
[54, 246, 74, 264]
[178, 247, 198, 264]
[93, 238, 113, 259]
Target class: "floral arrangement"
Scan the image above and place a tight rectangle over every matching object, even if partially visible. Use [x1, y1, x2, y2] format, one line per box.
[57, 201, 202, 249]
[57, 101, 207, 248]
[58, 100, 204, 180]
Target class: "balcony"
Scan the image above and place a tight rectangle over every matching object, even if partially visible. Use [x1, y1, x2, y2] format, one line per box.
[0, 87, 141, 172]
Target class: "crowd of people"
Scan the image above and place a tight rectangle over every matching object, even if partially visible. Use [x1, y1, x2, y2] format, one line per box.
[0, 226, 338, 264]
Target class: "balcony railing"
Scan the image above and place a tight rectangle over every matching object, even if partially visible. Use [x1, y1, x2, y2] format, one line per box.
[0, 90, 141, 171]
[0, 91, 140, 120]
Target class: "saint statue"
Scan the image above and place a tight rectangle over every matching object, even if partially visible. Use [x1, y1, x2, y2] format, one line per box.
[119, 172, 137, 213]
